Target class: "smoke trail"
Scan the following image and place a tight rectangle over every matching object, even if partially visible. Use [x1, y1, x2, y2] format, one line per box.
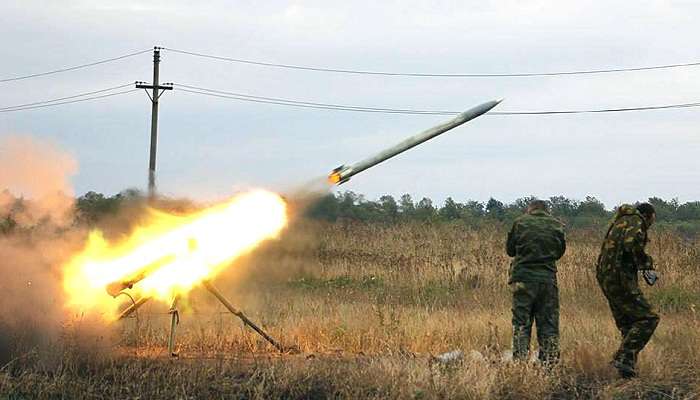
[0, 135, 81, 364]
[0, 135, 77, 228]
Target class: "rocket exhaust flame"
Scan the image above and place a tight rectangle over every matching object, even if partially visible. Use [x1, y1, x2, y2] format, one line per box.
[328, 169, 343, 185]
[62, 190, 288, 319]
[105, 254, 176, 297]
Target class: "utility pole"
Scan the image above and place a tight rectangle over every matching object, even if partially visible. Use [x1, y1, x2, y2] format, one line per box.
[136, 46, 172, 200]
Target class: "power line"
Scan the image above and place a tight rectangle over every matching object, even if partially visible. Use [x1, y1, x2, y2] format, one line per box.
[174, 84, 453, 114]
[0, 83, 134, 111]
[0, 48, 152, 83]
[0, 89, 139, 113]
[493, 102, 700, 115]
[163, 47, 700, 78]
[173, 83, 700, 115]
[3, 80, 697, 115]
[176, 88, 452, 114]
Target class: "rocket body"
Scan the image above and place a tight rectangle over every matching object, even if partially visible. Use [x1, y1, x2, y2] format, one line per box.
[328, 99, 502, 184]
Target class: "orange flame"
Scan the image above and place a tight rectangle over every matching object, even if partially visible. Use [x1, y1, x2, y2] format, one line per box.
[62, 190, 287, 319]
[328, 172, 341, 185]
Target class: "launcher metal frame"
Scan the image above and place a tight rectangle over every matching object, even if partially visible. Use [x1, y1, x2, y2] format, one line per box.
[116, 279, 289, 356]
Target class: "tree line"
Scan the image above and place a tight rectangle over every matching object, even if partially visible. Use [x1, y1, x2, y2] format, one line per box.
[307, 192, 700, 234]
[3, 189, 700, 236]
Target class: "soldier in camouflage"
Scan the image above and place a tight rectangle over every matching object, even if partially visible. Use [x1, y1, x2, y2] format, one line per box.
[506, 200, 566, 366]
[597, 203, 659, 379]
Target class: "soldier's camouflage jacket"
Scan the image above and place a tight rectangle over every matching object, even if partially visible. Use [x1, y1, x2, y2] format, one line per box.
[597, 204, 654, 275]
[506, 210, 566, 284]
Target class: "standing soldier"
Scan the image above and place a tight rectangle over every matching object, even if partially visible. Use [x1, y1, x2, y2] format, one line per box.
[507, 199, 566, 366]
[597, 203, 659, 378]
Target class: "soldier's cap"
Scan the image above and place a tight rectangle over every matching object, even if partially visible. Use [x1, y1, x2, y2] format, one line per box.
[616, 204, 637, 215]
[636, 202, 655, 218]
[527, 199, 549, 213]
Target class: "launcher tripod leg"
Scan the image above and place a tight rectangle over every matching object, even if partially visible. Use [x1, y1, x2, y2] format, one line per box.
[117, 296, 151, 320]
[202, 280, 290, 353]
[168, 294, 180, 357]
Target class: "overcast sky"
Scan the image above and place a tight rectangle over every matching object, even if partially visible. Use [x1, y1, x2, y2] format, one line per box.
[1, 1, 699, 207]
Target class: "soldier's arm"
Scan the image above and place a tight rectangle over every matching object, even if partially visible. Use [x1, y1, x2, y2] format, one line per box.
[506, 222, 517, 257]
[623, 217, 654, 270]
[556, 227, 566, 260]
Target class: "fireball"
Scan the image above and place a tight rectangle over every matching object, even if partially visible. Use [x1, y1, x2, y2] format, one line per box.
[63, 190, 287, 319]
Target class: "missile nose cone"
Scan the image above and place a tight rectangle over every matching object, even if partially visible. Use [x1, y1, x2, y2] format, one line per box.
[473, 98, 503, 115]
[485, 98, 504, 110]
[456, 98, 503, 121]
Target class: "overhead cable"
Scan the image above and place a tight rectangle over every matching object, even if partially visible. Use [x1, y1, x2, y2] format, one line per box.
[0, 89, 139, 113]
[174, 84, 453, 114]
[0, 83, 135, 111]
[163, 47, 700, 78]
[173, 83, 700, 115]
[0, 49, 152, 83]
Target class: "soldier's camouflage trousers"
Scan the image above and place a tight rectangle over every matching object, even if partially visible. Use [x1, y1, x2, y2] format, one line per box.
[511, 281, 560, 365]
[597, 267, 659, 371]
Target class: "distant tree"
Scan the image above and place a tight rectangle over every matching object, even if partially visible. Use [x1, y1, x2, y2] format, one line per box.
[577, 196, 608, 217]
[355, 199, 384, 221]
[76, 191, 123, 223]
[462, 200, 485, 219]
[676, 201, 700, 221]
[415, 197, 436, 221]
[337, 191, 360, 219]
[647, 197, 678, 222]
[398, 194, 415, 217]
[307, 193, 339, 221]
[379, 195, 399, 222]
[485, 198, 505, 220]
[549, 195, 577, 218]
[439, 197, 461, 220]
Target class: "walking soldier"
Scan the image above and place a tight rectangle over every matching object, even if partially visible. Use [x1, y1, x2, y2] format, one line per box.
[597, 203, 659, 378]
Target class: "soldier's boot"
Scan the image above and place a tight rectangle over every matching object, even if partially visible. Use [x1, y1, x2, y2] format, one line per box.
[614, 312, 659, 379]
[511, 281, 537, 362]
[533, 283, 560, 370]
[512, 326, 531, 361]
[612, 350, 637, 379]
[537, 336, 560, 371]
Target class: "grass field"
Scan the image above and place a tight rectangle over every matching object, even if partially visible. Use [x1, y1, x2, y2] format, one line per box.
[1, 220, 699, 399]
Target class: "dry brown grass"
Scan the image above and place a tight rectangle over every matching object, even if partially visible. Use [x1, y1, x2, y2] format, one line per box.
[1, 221, 699, 399]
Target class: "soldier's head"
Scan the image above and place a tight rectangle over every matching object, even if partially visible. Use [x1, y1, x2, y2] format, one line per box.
[636, 202, 656, 226]
[527, 199, 549, 214]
